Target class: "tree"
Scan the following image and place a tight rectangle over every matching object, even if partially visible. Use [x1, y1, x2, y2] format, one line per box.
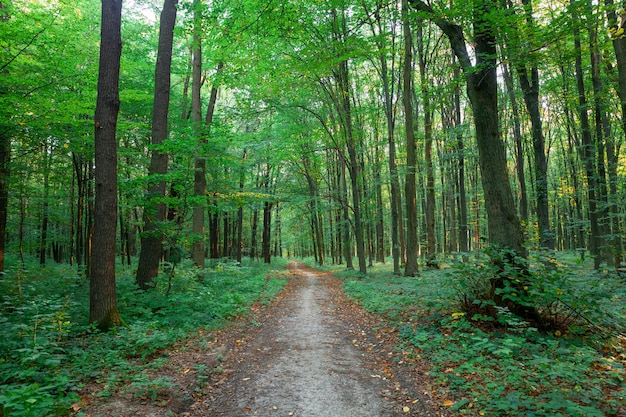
[409, 0, 525, 256]
[90, 0, 123, 330]
[135, 0, 178, 290]
[402, 0, 419, 276]
[190, 0, 205, 268]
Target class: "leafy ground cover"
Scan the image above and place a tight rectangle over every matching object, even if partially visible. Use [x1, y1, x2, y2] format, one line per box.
[315, 252, 626, 417]
[0, 256, 289, 417]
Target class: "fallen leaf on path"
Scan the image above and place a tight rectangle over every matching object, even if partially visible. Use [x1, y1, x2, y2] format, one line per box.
[403, 406, 410, 412]
[443, 400, 455, 407]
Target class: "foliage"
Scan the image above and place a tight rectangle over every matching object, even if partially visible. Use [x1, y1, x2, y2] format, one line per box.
[340, 256, 626, 416]
[0, 255, 289, 416]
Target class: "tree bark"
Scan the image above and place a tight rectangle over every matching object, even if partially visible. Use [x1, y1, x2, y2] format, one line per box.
[190, 0, 205, 268]
[90, 0, 123, 330]
[409, 0, 525, 256]
[403, 0, 419, 276]
[417, 20, 436, 264]
[570, 0, 604, 268]
[136, 0, 177, 290]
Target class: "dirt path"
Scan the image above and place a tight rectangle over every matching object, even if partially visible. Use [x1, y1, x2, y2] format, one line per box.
[187, 262, 447, 417]
[79, 262, 450, 417]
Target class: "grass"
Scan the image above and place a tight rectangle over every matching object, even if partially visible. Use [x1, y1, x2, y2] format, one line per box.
[0, 255, 290, 417]
[332, 252, 626, 417]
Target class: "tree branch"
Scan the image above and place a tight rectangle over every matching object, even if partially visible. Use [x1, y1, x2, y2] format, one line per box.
[406, 0, 473, 72]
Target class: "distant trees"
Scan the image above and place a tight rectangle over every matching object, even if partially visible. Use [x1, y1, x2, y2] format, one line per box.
[1, 0, 625, 328]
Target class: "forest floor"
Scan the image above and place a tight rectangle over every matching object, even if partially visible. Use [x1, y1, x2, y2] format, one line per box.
[78, 262, 452, 417]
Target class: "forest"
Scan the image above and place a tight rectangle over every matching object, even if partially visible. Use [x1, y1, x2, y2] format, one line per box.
[1, 0, 626, 416]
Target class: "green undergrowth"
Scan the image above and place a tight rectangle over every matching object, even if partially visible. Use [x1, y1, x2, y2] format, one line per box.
[335, 252, 626, 417]
[0, 255, 289, 417]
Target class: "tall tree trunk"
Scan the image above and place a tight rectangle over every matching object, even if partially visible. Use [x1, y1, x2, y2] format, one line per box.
[90, 0, 122, 330]
[39, 143, 50, 266]
[516, 0, 552, 250]
[339, 155, 353, 269]
[331, 9, 366, 274]
[501, 63, 529, 223]
[604, 0, 626, 265]
[190, 0, 205, 268]
[0, 123, 9, 273]
[410, 0, 537, 321]
[381, 30, 402, 273]
[453, 61, 469, 254]
[588, 9, 612, 266]
[250, 207, 258, 260]
[236, 149, 246, 264]
[135, 0, 177, 289]
[403, 0, 419, 276]
[571, 0, 604, 268]
[262, 165, 273, 264]
[417, 19, 436, 264]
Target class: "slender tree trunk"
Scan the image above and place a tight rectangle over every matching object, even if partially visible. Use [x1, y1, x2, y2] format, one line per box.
[90, 0, 122, 330]
[0, 123, 9, 272]
[135, 0, 177, 289]
[453, 61, 469, 254]
[382, 40, 401, 273]
[340, 155, 353, 269]
[403, 0, 419, 276]
[250, 207, 258, 260]
[39, 144, 50, 266]
[571, 0, 604, 268]
[190, 1, 205, 268]
[262, 165, 273, 264]
[501, 63, 529, 223]
[417, 20, 436, 264]
[236, 149, 246, 264]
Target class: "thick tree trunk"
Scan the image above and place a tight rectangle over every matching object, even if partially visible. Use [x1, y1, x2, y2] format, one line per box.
[403, 0, 419, 276]
[136, 0, 177, 289]
[90, 0, 122, 330]
[604, 2, 626, 265]
[409, 0, 538, 321]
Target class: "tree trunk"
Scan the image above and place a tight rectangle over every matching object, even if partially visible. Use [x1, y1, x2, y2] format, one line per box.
[501, 63, 528, 224]
[571, 0, 604, 268]
[0, 124, 8, 273]
[514, 0, 552, 250]
[262, 165, 273, 264]
[236, 149, 246, 264]
[135, 0, 177, 290]
[403, 0, 419, 276]
[417, 20, 436, 264]
[190, 0, 205, 268]
[39, 143, 50, 266]
[453, 61, 469, 254]
[409, 0, 539, 321]
[90, 0, 122, 331]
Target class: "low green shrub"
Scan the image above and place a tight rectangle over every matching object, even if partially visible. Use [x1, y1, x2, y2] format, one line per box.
[0, 255, 289, 416]
[340, 254, 626, 416]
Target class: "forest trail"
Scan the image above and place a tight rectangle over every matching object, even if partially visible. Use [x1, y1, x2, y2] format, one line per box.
[188, 262, 446, 417]
[79, 262, 449, 417]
